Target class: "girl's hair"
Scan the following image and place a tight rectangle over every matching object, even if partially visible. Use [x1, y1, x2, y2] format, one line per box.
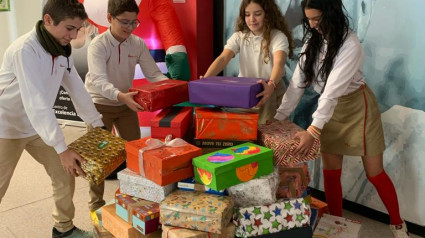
[43, 0, 87, 25]
[236, 0, 294, 63]
[300, 0, 350, 89]
[108, 0, 139, 17]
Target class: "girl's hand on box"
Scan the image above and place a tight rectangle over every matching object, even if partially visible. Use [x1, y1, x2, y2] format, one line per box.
[293, 131, 315, 157]
[255, 80, 274, 107]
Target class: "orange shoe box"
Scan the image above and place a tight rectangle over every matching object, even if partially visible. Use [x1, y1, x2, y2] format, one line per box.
[125, 137, 202, 186]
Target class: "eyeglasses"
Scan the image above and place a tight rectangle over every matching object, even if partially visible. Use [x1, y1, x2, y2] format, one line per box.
[114, 17, 140, 28]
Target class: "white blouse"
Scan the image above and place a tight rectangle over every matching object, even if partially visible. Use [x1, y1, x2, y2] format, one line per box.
[275, 32, 366, 129]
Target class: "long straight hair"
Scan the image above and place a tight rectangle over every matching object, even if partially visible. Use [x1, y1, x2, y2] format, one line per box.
[300, 0, 350, 89]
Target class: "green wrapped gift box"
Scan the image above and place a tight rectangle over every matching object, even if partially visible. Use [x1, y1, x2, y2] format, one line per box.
[192, 142, 273, 191]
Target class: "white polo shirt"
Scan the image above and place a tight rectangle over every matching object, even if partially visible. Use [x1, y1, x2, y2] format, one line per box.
[85, 29, 168, 106]
[224, 29, 290, 79]
[275, 32, 366, 129]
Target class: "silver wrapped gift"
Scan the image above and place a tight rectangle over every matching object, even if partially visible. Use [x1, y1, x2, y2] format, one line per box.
[117, 168, 176, 203]
[227, 168, 279, 207]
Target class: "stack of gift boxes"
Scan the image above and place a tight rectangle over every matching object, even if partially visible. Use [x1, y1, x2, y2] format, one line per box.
[71, 77, 337, 238]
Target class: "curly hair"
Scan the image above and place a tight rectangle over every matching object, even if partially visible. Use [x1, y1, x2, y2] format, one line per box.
[299, 0, 350, 90]
[236, 0, 294, 63]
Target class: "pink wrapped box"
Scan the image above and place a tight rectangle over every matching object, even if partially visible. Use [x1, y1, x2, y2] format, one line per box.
[258, 120, 321, 166]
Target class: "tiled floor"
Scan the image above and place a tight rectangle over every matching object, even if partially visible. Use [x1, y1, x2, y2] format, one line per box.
[0, 125, 420, 238]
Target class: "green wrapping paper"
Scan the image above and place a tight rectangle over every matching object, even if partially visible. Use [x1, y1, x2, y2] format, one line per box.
[192, 142, 274, 191]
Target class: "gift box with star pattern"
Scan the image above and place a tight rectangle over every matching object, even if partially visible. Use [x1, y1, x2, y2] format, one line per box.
[159, 190, 234, 234]
[233, 198, 311, 237]
[192, 142, 274, 191]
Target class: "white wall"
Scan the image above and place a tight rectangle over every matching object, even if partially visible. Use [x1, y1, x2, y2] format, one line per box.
[0, 0, 42, 65]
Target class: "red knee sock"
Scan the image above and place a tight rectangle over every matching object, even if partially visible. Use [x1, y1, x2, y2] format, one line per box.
[323, 168, 343, 217]
[367, 170, 403, 225]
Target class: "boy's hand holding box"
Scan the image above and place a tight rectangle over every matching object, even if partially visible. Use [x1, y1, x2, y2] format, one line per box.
[129, 79, 189, 111]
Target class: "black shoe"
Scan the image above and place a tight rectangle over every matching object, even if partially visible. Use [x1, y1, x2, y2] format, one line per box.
[52, 226, 93, 238]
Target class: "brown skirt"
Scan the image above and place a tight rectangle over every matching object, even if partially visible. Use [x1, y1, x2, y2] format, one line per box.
[320, 84, 385, 156]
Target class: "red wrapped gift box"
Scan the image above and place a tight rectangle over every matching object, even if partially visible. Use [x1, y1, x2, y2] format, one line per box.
[125, 137, 202, 186]
[258, 120, 321, 166]
[151, 107, 193, 139]
[195, 107, 258, 140]
[129, 79, 189, 112]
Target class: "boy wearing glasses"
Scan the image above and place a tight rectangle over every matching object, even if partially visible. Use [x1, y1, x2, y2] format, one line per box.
[84, 0, 168, 214]
[0, 0, 103, 237]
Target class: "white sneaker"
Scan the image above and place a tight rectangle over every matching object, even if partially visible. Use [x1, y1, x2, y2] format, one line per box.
[390, 221, 410, 238]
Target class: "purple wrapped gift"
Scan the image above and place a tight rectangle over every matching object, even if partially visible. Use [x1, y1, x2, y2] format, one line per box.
[188, 76, 264, 108]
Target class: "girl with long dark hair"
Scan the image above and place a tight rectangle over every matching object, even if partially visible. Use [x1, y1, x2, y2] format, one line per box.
[274, 0, 409, 237]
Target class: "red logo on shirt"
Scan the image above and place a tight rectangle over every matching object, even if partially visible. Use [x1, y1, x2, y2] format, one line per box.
[128, 55, 137, 58]
[59, 64, 66, 67]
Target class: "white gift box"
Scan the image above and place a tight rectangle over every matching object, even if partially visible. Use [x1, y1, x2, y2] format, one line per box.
[228, 168, 279, 207]
[117, 168, 176, 203]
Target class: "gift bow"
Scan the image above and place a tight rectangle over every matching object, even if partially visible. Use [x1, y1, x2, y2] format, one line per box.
[138, 135, 188, 176]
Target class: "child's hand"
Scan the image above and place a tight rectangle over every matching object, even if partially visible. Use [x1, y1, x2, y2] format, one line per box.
[255, 80, 274, 107]
[293, 131, 315, 157]
[59, 149, 86, 177]
[118, 91, 144, 112]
